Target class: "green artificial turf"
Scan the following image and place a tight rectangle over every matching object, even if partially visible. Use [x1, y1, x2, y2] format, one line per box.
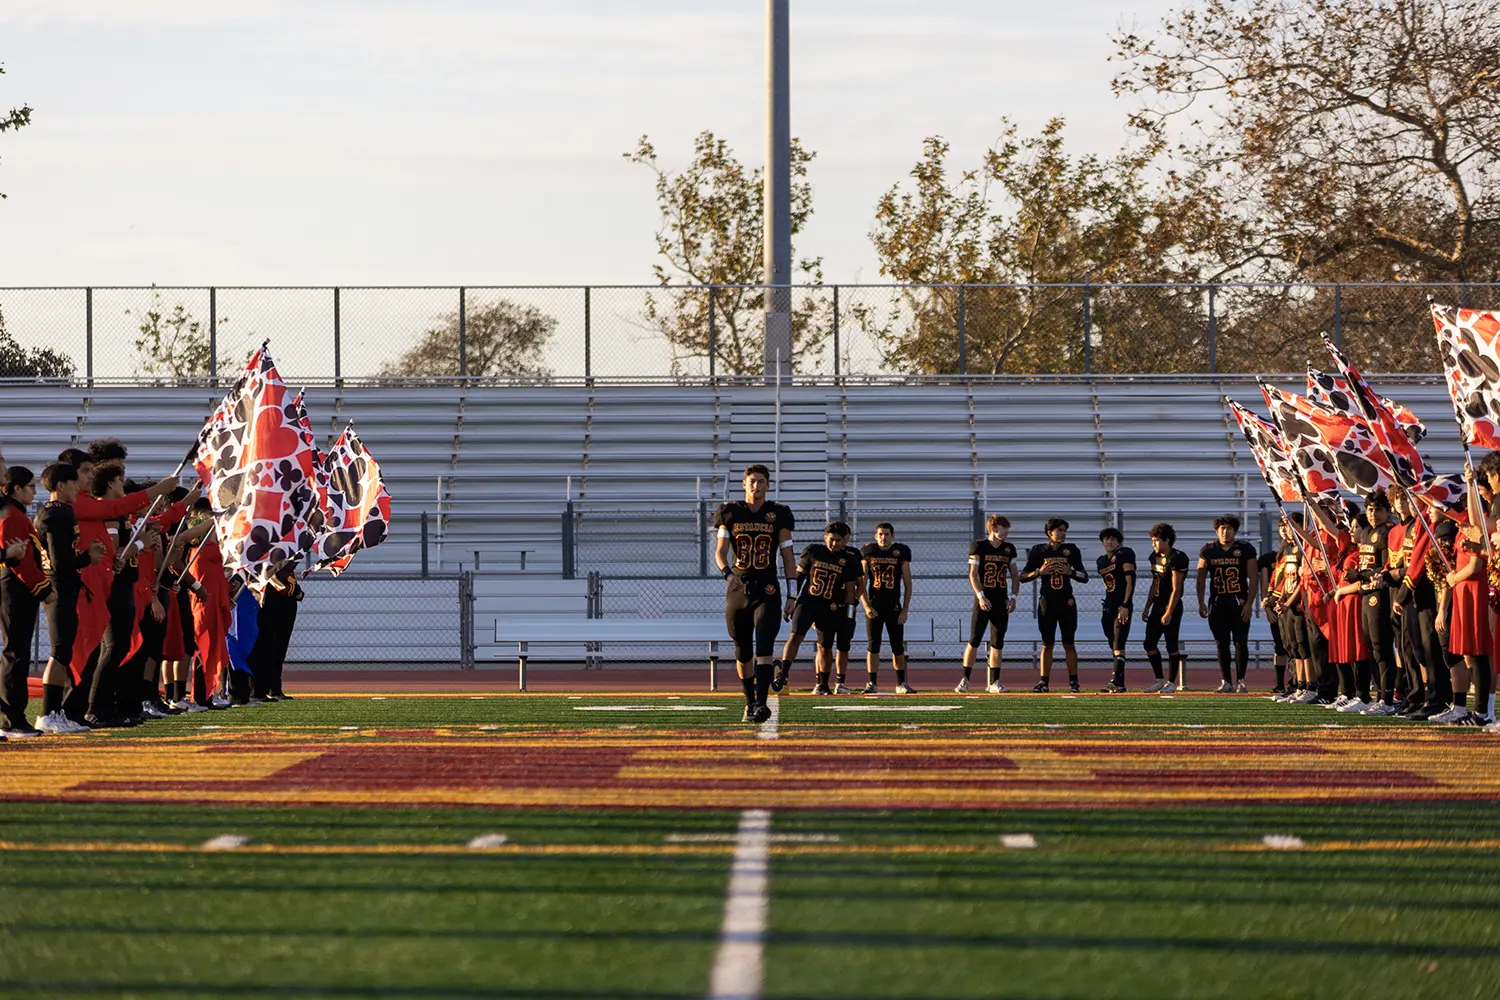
[4, 694, 1498, 998]
[23, 690, 1416, 734]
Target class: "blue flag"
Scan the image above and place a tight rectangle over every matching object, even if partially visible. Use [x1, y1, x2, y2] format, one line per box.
[227, 587, 260, 675]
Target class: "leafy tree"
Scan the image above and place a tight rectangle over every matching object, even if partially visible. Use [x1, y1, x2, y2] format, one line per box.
[1112, 0, 1500, 370]
[381, 298, 553, 379]
[626, 132, 828, 377]
[0, 63, 32, 200]
[865, 119, 1209, 374]
[0, 305, 73, 378]
[128, 289, 232, 379]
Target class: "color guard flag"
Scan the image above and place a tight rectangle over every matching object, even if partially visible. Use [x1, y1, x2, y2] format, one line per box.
[310, 423, 391, 576]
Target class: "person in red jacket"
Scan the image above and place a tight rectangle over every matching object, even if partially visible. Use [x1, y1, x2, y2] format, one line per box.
[2, 466, 50, 738]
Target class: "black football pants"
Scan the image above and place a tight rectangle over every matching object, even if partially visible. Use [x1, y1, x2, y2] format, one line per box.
[0, 576, 40, 727]
[1208, 597, 1250, 682]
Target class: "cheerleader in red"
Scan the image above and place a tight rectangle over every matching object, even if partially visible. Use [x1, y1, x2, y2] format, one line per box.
[187, 516, 232, 707]
[1445, 523, 1492, 725]
[1329, 545, 1372, 710]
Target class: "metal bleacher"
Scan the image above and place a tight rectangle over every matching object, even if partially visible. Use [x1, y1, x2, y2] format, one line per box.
[1, 375, 1462, 666]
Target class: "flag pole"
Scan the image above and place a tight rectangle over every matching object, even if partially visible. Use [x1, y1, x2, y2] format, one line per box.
[175, 533, 214, 588]
[1257, 379, 1340, 588]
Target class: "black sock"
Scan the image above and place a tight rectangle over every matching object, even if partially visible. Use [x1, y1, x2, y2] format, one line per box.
[868, 669, 878, 685]
[1068, 672, 1078, 683]
[894, 667, 906, 684]
[1146, 650, 1163, 678]
[1274, 663, 1286, 688]
[1112, 655, 1125, 686]
[986, 667, 1000, 686]
[836, 671, 846, 686]
[1235, 645, 1248, 682]
[741, 677, 756, 708]
[962, 663, 973, 681]
[754, 662, 772, 704]
[42, 683, 64, 715]
[1217, 648, 1233, 683]
[815, 670, 829, 688]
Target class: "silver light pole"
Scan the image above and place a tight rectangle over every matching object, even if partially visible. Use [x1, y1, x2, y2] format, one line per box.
[763, 0, 792, 382]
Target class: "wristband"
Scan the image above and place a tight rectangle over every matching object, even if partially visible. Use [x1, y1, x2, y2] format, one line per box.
[720, 564, 733, 579]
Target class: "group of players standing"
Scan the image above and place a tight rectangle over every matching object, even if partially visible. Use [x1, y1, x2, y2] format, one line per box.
[0, 439, 301, 741]
[710, 464, 1274, 723]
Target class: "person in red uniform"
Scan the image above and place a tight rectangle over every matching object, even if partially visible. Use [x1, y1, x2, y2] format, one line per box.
[185, 498, 233, 707]
[55, 445, 177, 726]
[1440, 463, 1495, 727]
[33, 463, 106, 735]
[1293, 499, 1352, 704]
[2, 466, 50, 738]
[1329, 539, 1373, 712]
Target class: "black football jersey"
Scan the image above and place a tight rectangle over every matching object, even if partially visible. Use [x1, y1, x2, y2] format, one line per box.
[861, 542, 912, 602]
[1352, 520, 1391, 586]
[1023, 542, 1086, 598]
[34, 501, 87, 586]
[1097, 546, 1137, 605]
[1148, 548, 1190, 607]
[714, 501, 795, 583]
[968, 538, 1017, 596]
[1199, 540, 1256, 601]
[796, 543, 862, 606]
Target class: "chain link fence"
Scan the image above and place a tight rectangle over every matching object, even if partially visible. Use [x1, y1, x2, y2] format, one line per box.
[4, 282, 1492, 383]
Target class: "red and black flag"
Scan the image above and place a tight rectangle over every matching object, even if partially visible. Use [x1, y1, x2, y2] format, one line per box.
[193, 345, 320, 593]
[1431, 303, 1500, 450]
[1227, 399, 1302, 504]
[310, 423, 391, 576]
[1259, 382, 1356, 505]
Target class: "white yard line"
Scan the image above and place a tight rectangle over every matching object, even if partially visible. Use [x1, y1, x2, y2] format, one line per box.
[706, 695, 780, 998]
[707, 808, 772, 1000]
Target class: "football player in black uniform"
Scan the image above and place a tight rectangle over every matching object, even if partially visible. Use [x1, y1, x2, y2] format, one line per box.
[959, 514, 1018, 693]
[1018, 517, 1087, 693]
[1142, 522, 1190, 692]
[1097, 527, 1136, 692]
[816, 533, 865, 695]
[713, 464, 797, 723]
[774, 521, 861, 695]
[861, 523, 914, 694]
[1197, 514, 1258, 692]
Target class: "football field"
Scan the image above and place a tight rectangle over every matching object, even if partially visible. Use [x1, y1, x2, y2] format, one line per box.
[3, 691, 1500, 999]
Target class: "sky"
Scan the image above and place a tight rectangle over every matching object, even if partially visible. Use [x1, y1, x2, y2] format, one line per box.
[0, 0, 1181, 289]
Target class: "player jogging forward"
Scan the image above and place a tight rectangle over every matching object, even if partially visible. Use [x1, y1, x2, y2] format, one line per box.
[860, 522, 914, 694]
[1018, 518, 1087, 693]
[713, 465, 796, 724]
[1197, 514, 1258, 693]
[1097, 527, 1136, 692]
[1141, 522, 1189, 693]
[958, 514, 1018, 693]
[771, 521, 861, 696]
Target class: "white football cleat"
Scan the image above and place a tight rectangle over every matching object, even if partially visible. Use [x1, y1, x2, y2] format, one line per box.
[985, 681, 1004, 694]
[139, 701, 169, 720]
[34, 711, 75, 735]
[832, 683, 850, 695]
[894, 682, 917, 694]
[1428, 704, 1467, 723]
[1143, 679, 1166, 693]
[1235, 680, 1249, 694]
[954, 677, 970, 693]
[1337, 698, 1369, 713]
[1361, 700, 1397, 716]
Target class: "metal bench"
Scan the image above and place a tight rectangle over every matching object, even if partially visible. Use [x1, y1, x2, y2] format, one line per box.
[491, 616, 936, 691]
